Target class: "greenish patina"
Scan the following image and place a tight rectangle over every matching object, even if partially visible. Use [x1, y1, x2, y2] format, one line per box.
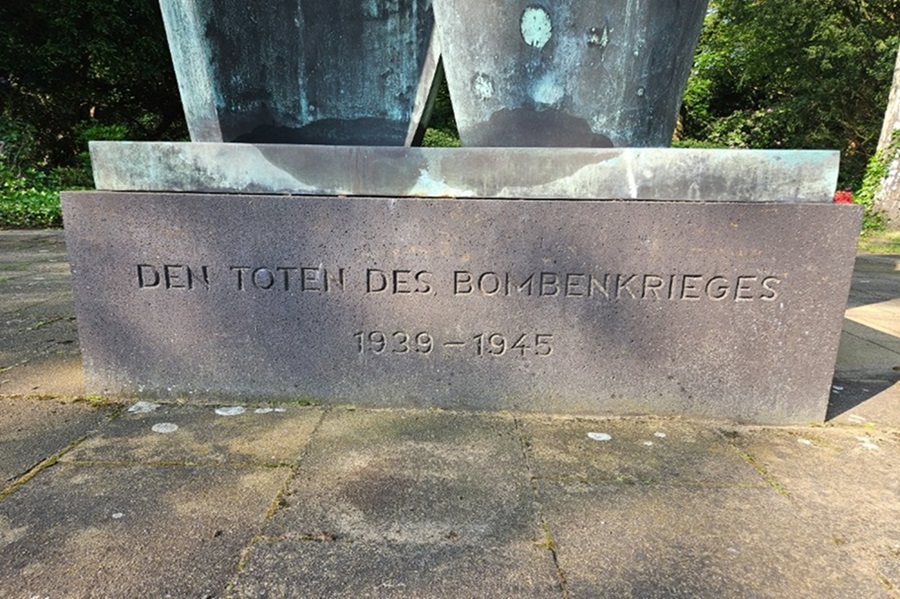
[160, 0, 440, 145]
[90, 142, 840, 203]
[432, 0, 709, 147]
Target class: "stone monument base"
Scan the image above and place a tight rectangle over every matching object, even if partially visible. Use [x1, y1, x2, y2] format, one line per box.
[62, 191, 861, 424]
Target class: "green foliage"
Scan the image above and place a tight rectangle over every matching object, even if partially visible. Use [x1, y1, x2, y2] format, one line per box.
[0, 160, 62, 229]
[421, 129, 461, 148]
[420, 71, 461, 147]
[0, 0, 186, 170]
[681, 0, 900, 187]
[853, 133, 899, 231]
[670, 138, 728, 150]
[0, 117, 133, 227]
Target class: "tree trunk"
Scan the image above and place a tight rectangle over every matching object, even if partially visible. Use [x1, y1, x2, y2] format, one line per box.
[875, 43, 900, 229]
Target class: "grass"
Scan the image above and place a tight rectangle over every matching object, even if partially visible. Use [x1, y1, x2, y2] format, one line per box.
[858, 230, 900, 254]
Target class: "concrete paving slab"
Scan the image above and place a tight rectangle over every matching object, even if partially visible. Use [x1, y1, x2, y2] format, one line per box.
[0, 303, 78, 368]
[538, 482, 891, 599]
[0, 230, 67, 264]
[0, 274, 73, 315]
[728, 426, 900, 591]
[846, 298, 900, 338]
[0, 463, 288, 599]
[831, 315, 900, 426]
[848, 255, 900, 308]
[517, 415, 762, 486]
[0, 233, 82, 397]
[828, 380, 900, 427]
[0, 353, 84, 397]
[0, 230, 72, 317]
[0, 398, 109, 486]
[240, 408, 560, 597]
[232, 538, 561, 598]
[835, 321, 900, 374]
[234, 409, 561, 597]
[64, 403, 324, 466]
[265, 409, 539, 545]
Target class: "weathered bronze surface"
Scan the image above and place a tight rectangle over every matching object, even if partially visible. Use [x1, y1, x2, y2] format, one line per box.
[160, 0, 439, 145]
[432, 0, 709, 147]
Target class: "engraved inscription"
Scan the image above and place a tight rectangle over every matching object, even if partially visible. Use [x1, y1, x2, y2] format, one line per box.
[354, 331, 434, 354]
[137, 264, 209, 291]
[354, 331, 554, 357]
[134, 262, 781, 303]
[366, 269, 434, 295]
[452, 270, 781, 302]
[230, 265, 345, 292]
[473, 333, 553, 357]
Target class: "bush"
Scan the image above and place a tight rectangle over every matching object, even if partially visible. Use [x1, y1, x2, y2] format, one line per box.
[0, 160, 62, 228]
[852, 133, 898, 232]
[0, 117, 133, 228]
[421, 129, 461, 148]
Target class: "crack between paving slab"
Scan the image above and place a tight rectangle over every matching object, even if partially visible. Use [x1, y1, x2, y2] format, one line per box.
[0, 433, 93, 501]
[512, 416, 570, 599]
[726, 444, 790, 496]
[1, 291, 75, 314]
[224, 407, 328, 599]
[61, 458, 294, 469]
[25, 314, 71, 331]
[842, 328, 900, 356]
[878, 574, 899, 597]
[536, 474, 767, 489]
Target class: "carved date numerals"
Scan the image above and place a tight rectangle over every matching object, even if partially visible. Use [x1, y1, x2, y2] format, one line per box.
[353, 331, 553, 357]
[473, 333, 553, 357]
[354, 331, 434, 355]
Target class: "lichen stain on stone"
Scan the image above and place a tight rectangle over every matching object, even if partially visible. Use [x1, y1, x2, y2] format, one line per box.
[521, 6, 552, 49]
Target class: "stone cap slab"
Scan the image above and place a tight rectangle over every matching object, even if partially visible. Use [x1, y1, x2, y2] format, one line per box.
[90, 142, 839, 202]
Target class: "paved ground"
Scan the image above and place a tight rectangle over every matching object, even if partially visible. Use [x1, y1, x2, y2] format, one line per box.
[0, 229, 898, 598]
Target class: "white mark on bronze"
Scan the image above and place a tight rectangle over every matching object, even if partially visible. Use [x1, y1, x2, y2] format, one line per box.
[521, 7, 552, 49]
[587, 432, 612, 442]
[473, 73, 494, 99]
[532, 75, 564, 105]
[588, 26, 609, 48]
[151, 422, 178, 434]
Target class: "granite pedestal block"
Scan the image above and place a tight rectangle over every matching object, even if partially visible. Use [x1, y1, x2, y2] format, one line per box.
[61, 192, 861, 424]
